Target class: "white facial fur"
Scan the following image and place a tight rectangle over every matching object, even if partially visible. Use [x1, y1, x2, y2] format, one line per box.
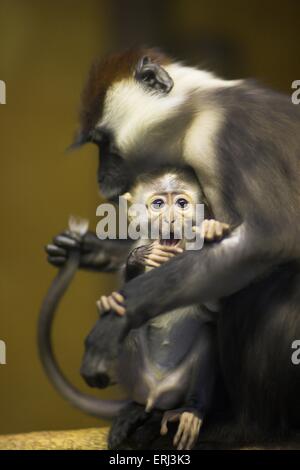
[183, 108, 225, 219]
[99, 62, 241, 158]
[100, 78, 185, 157]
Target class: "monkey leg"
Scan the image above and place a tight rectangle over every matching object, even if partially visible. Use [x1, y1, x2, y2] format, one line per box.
[108, 402, 150, 449]
[218, 260, 300, 443]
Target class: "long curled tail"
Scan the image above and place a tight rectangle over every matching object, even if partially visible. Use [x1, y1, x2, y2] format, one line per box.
[38, 216, 128, 420]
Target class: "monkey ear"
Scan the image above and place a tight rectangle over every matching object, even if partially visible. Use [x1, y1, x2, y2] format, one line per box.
[134, 56, 174, 94]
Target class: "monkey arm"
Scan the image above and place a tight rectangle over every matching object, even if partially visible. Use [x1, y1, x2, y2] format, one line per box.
[121, 223, 278, 328]
[46, 231, 132, 272]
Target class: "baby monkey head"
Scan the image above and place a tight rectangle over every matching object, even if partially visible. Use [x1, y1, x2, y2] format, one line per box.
[123, 167, 205, 246]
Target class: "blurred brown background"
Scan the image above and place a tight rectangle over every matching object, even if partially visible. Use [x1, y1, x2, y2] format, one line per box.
[0, 0, 299, 435]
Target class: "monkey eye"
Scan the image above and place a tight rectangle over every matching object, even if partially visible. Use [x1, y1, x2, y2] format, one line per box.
[151, 198, 165, 210]
[176, 198, 189, 209]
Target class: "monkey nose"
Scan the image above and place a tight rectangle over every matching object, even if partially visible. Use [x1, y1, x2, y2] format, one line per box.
[81, 370, 110, 389]
[81, 362, 110, 389]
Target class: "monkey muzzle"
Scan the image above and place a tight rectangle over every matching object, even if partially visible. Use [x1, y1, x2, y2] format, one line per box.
[81, 311, 129, 390]
[160, 230, 181, 246]
[81, 358, 116, 389]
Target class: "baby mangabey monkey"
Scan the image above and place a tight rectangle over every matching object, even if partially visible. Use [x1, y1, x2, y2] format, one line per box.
[98, 168, 230, 450]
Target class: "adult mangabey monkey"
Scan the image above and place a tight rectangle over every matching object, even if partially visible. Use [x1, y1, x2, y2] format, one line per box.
[94, 167, 230, 450]
[47, 47, 300, 445]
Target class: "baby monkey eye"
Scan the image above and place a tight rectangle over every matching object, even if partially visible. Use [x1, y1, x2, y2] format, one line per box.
[151, 198, 165, 210]
[176, 198, 189, 209]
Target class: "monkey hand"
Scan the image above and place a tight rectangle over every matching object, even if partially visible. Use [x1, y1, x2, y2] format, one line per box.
[45, 231, 121, 271]
[160, 408, 203, 450]
[193, 219, 230, 242]
[96, 292, 126, 316]
[143, 241, 183, 268]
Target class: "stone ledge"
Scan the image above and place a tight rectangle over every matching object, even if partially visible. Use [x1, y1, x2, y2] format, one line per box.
[0, 427, 109, 450]
[1, 427, 300, 450]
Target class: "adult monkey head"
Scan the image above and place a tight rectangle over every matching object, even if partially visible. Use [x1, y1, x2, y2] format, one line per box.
[72, 47, 231, 206]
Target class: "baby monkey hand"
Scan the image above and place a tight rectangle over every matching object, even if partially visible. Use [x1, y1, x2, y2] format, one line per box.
[97, 292, 126, 316]
[193, 219, 230, 242]
[96, 242, 183, 317]
[143, 240, 183, 268]
[160, 407, 203, 450]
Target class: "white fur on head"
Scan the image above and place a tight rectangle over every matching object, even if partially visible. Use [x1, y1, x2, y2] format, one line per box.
[100, 77, 185, 155]
[131, 169, 202, 207]
[99, 61, 241, 158]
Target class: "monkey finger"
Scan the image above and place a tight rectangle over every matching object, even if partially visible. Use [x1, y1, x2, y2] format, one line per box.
[149, 254, 172, 263]
[200, 219, 209, 238]
[206, 220, 217, 240]
[215, 221, 223, 238]
[160, 415, 172, 435]
[45, 244, 67, 257]
[173, 416, 187, 447]
[221, 222, 230, 234]
[157, 245, 183, 254]
[185, 430, 197, 450]
[201, 220, 211, 241]
[177, 431, 189, 450]
[107, 297, 126, 316]
[96, 300, 104, 314]
[160, 421, 169, 436]
[186, 419, 202, 450]
[160, 413, 180, 435]
[145, 259, 161, 268]
[111, 292, 125, 304]
[54, 234, 78, 248]
[153, 249, 175, 259]
[47, 255, 66, 266]
[99, 296, 111, 312]
[177, 419, 193, 450]
[146, 242, 156, 251]
[64, 229, 83, 242]
[96, 299, 110, 316]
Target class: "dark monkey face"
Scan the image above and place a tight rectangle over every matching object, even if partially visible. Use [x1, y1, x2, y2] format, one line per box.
[80, 320, 116, 388]
[80, 313, 129, 388]
[96, 132, 134, 201]
[72, 126, 132, 201]
[70, 126, 133, 200]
